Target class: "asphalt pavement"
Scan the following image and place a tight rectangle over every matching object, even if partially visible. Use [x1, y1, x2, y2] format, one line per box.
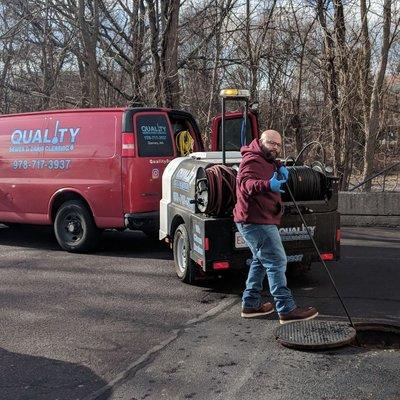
[0, 225, 399, 399]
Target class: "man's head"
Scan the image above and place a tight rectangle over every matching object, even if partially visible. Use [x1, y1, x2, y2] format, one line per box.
[259, 129, 282, 159]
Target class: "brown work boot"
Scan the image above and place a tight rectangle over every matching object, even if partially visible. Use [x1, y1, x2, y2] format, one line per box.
[279, 307, 318, 325]
[241, 302, 274, 318]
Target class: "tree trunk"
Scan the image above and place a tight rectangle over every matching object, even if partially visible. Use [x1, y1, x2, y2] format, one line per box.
[160, 0, 180, 108]
[0, 41, 12, 113]
[333, 0, 352, 189]
[362, 0, 392, 191]
[205, 0, 223, 149]
[317, 0, 341, 177]
[39, 2, 54, 110]
[131, 0, 145, 104]
[359, 0, 372, 128]
[78, 0, 100, 107]
[146, 0, 162, 106]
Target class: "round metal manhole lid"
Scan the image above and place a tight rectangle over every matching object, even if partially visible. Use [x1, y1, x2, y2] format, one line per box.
[275, 320, 357, 350]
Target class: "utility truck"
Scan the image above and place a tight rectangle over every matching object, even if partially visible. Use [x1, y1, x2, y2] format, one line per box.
[159, 89, 340, 284]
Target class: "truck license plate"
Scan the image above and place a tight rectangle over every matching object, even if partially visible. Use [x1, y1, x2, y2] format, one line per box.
[235, 232, 248, 248]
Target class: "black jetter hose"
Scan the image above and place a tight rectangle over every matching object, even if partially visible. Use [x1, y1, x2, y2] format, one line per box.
[283, 166, 326, 202]
[285, 182, 356, 330]
[293, 141, 326, 166]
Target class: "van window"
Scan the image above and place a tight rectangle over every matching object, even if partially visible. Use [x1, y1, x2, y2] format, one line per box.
[136, 114, 174, 157]
[218, 118, 252, 151]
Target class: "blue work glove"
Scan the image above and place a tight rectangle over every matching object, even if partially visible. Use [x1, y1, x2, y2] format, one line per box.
[278, 165, 289, 181]
[269, 172, 286, 193]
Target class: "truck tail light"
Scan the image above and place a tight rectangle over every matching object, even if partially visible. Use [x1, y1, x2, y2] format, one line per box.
[320, 253, 334, 261]
[336, 229, 341, 242]
[122, 133, 135, 157]
[204, 238, 209, 251]
[212, 261, 230, 270]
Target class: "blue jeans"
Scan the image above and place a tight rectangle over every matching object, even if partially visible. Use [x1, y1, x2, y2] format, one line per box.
[236, 222, 296, 315]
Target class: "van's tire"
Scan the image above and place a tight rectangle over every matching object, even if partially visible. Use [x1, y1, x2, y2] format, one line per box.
[54, 200, 99, 253]
[173, 224, 197, 284]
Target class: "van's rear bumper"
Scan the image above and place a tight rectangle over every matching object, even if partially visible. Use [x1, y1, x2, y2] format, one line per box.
[124, 212, 159, 231]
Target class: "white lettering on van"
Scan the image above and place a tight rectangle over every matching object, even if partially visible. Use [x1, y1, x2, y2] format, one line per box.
[9, 120, 80, 153]
[43, 129, 52, 143]
[57, 128, 68, 143]
[69, 128, 80, 143]
[22, 130, 33, 144]
[140, 124, 167, 134]
[11, 130, 23, 144]
[32, 129, 42, 143]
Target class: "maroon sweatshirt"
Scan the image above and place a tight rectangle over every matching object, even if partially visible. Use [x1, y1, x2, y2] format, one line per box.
[233, 139, 283, 225]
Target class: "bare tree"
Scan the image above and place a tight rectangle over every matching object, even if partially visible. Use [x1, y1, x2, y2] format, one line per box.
[146, 0, 163, 106]
[361, 0, 392, 190]
[316, 0, 341, 176]
[78, 0, 100, 106]
[245, 0, 277, 102]
[131, 0, 146, 104]
[0, 0, 398, 186]
[160, 0, 180, 108]
[288, 1, 316, 156]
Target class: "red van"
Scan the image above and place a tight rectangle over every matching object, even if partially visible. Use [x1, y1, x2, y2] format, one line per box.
[0, 107, 205, 251]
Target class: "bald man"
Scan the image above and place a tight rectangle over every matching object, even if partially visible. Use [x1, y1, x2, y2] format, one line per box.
[233, 130, 318, 324]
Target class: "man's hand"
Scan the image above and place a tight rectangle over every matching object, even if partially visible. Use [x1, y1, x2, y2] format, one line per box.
[270, 172, 286, 193]
[278, 165, 289, 181]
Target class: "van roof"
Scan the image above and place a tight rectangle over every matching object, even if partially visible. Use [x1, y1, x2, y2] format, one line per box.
[0, 107, 172, 118]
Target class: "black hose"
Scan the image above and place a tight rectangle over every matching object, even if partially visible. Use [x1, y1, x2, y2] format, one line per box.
[282, 166, 327, 202]
[286, 183, 356, 330]
[294, 141, 326, 166]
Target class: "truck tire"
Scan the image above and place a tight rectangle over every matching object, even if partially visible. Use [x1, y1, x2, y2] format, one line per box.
[54, 200, 100, 253]
[173, 224, 197, 284]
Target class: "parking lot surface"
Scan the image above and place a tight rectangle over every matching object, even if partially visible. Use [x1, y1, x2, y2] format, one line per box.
[0, 225, 399, 399]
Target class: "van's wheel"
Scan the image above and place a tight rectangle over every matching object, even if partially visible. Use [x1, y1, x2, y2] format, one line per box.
[173, 224, 197, 284]
[54, 200, 99, 252]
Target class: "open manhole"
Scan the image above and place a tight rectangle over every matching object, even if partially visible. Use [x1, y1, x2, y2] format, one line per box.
[354, 322, 400, 350]
[275, 320, 356, 350]
[275, 320, 400, 351]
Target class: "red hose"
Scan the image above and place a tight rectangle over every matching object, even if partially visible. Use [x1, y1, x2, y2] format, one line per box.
[204, 165, 237, 216]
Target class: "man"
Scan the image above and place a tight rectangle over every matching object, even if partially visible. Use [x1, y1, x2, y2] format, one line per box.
[233, 129, 318, 324]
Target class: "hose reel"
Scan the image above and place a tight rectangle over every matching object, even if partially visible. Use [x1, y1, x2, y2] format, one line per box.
[282, 166, 328, 202]
[195, 165, 330, 217]
[195, 165, 237, 217]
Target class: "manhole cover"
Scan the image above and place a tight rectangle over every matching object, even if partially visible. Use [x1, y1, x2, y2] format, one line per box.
[275, 320, 356, 350]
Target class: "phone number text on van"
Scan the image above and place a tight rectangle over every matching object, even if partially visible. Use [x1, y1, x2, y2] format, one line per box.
[11, 159, 71, 170]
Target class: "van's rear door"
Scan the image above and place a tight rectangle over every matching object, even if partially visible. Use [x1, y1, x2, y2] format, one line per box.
[123, 111, 176, 215]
